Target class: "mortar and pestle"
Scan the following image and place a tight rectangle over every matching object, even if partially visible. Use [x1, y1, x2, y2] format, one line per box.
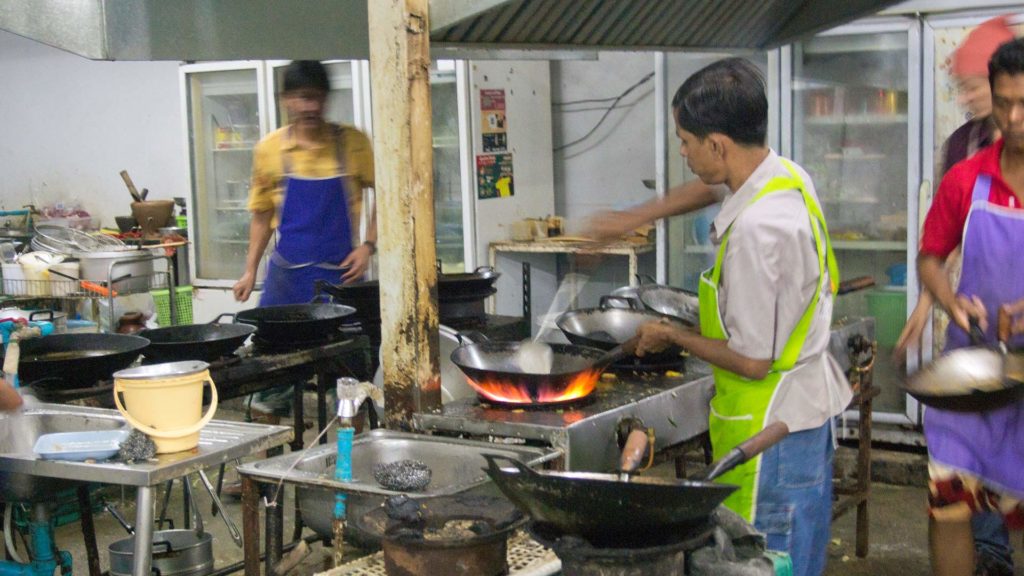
[130, 201, 175, 240]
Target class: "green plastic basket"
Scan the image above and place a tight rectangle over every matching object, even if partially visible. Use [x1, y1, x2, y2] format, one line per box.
[866, 288, 907, 348]
[151, 286, 194, 326]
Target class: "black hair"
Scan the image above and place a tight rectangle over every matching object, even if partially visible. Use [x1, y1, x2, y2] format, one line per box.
[990, 39, 1024, 92]
[283, 60, 330, 93]
[671, 57, 767, 146]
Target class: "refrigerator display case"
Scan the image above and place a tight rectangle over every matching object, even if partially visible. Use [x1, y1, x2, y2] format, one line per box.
[786, 20, 921, 419]
[180, 62, 267, 287]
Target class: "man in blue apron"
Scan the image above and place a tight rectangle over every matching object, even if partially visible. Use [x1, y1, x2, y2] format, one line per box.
[233, 60, 377, 423]
[633, 58, 851, 576]
[918, 39, 1024, 576]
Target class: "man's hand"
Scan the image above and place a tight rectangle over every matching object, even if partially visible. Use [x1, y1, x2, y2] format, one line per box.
[233, 271, 257, 302]
[951, 294, 988, 334]
[635, 318, 685, 357]
[582, 210, 635, 242]
[340, 243, 373, 284]
[1003, 299, 1024, 336]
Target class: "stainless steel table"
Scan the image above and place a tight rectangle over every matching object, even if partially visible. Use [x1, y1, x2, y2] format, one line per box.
[0, 404, 292, 576]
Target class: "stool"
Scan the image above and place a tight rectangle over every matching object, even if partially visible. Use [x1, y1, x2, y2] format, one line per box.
[831, 336, 878, 558]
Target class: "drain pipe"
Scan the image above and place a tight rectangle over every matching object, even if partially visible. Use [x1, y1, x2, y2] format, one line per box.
[333, 378, 383, 567]
[0, 503, 72, 576]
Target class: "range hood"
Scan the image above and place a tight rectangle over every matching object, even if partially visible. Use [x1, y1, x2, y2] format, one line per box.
[1, 0, 902, 61]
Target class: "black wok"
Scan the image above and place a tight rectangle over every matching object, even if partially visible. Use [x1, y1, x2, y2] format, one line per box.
[450, 338, 634, 405]
[12, 333, 149, 388]
[235, 303, 356, 345]
[483, 422, 789, 546]
[904, 313, 1024, 412]
[557, 296, 691, 364]
[139, 314, 255, 362]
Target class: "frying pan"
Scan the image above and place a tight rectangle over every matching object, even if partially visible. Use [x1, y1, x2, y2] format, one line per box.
[482, 422, 789, 546]
[904, 312, 1024, 412]
[450, 337, 635, 405]
[635, 285, 700, 325]
[556, 296, 691, 364]
[235, 302, 356, 345]
[12, 333, 149, 388]
[139, 313, 255, 362]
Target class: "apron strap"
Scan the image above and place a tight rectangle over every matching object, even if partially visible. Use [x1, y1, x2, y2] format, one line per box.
[710, 159, 838, 372]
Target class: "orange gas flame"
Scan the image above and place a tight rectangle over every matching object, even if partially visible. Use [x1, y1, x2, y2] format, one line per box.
[465, 369, 601, 405]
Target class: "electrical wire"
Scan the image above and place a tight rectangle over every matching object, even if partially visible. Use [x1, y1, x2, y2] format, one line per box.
[553, 72, 655, 152]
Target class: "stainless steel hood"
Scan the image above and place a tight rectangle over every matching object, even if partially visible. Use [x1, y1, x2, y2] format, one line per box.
[1, 0, 902, 61]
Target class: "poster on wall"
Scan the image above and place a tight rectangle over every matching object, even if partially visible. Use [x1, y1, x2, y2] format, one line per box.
[476, 153, 514, 199]
[480, 89, 508, 152]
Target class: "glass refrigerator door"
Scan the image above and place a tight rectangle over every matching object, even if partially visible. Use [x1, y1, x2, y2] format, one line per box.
[183, 64, 264, 286]
[790, 27, 916, 417]
[432, 60, 466, 273]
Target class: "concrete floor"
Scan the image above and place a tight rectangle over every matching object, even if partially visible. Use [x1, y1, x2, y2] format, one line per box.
[31, 404, 1024, 575]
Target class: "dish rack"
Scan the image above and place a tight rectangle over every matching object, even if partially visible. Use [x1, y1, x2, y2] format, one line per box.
[0, 253, 180, 330]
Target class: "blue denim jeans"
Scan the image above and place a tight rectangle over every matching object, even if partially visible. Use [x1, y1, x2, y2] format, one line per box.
[754, 421, 833, 576]
[973, 511, 1013, 572]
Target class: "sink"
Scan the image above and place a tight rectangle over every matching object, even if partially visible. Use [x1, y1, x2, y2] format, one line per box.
[0, 407, 125, 502]
[239, 429, 558, 543]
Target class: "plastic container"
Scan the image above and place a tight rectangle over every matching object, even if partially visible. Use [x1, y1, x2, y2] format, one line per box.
[19, 252, 64, 296]
[34, 429, 130, 461]
[885, 263, 907, 287]
[151, 286, 194, 326]
[866, 288, 907, 348]
[67, 319, 99, 334]
[1, 262, 26, 295]
[48, 261, 80, 296]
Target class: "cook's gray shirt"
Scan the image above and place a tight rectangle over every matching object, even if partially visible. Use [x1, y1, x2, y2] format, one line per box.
[709, 150, 852, 433]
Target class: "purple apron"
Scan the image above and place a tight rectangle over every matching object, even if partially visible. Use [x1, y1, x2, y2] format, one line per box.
[924, 173, 1024, 498]
[260, 128, 355, 306]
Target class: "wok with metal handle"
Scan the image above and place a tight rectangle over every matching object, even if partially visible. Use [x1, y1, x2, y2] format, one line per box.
[139, 313, 255, 362]
[636, 284, 700, 325]
[556, 296, 691, 363]
[904, 310, 1024, 412]
[450, 336, 636, 405]
[482, 422, 789, 546]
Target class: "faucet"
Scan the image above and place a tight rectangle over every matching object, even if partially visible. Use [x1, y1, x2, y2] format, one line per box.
[332, 378, 382, 566]
[335, 377, 382, 423]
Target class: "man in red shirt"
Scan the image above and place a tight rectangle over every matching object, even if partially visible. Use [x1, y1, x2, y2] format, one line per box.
[919, 39, 1024, 576]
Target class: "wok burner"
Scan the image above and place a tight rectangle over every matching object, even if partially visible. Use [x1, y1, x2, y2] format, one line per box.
[529, 520, 715, 576]
[357, 494, 525, 576]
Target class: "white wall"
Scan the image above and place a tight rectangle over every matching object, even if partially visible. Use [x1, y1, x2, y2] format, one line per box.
[0, 30, 189, 227]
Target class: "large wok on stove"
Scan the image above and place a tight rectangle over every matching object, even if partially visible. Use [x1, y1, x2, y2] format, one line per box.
[483, 422, 788, 546]
[450, 337, 634, 406]
[235, 303, 355, 346]
[11, 333, 149, 388]
[140, 314, 256, 362]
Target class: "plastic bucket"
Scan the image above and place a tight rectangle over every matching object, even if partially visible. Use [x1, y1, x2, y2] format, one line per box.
[113, 361, 217, 454]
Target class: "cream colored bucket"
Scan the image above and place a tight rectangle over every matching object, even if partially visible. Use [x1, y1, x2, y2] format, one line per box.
[113, 361, 218, 454]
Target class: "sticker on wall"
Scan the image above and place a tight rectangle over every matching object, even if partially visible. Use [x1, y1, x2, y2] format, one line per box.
[480, 89, 508, 152]
[476, 153, 514, 199]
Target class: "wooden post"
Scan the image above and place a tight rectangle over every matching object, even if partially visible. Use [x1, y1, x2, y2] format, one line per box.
[368, 0, 442, 429]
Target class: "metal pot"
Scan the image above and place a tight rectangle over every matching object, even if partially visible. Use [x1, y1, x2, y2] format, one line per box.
[108, 529, 214, 576]
[556, 296, 690, 363]
[75, 249, 156, 293]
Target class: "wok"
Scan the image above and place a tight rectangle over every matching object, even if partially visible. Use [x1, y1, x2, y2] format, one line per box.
[450, 337, 634, 405]
[556, 296, 691, 364]
[139, 313, 255, 362]
[12, 333, 149, 387]
[483, 422, 789, 546]
[236, 302, 356, 345]
[904, 312, 1024, 412]
[636, 285, 700, 325]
